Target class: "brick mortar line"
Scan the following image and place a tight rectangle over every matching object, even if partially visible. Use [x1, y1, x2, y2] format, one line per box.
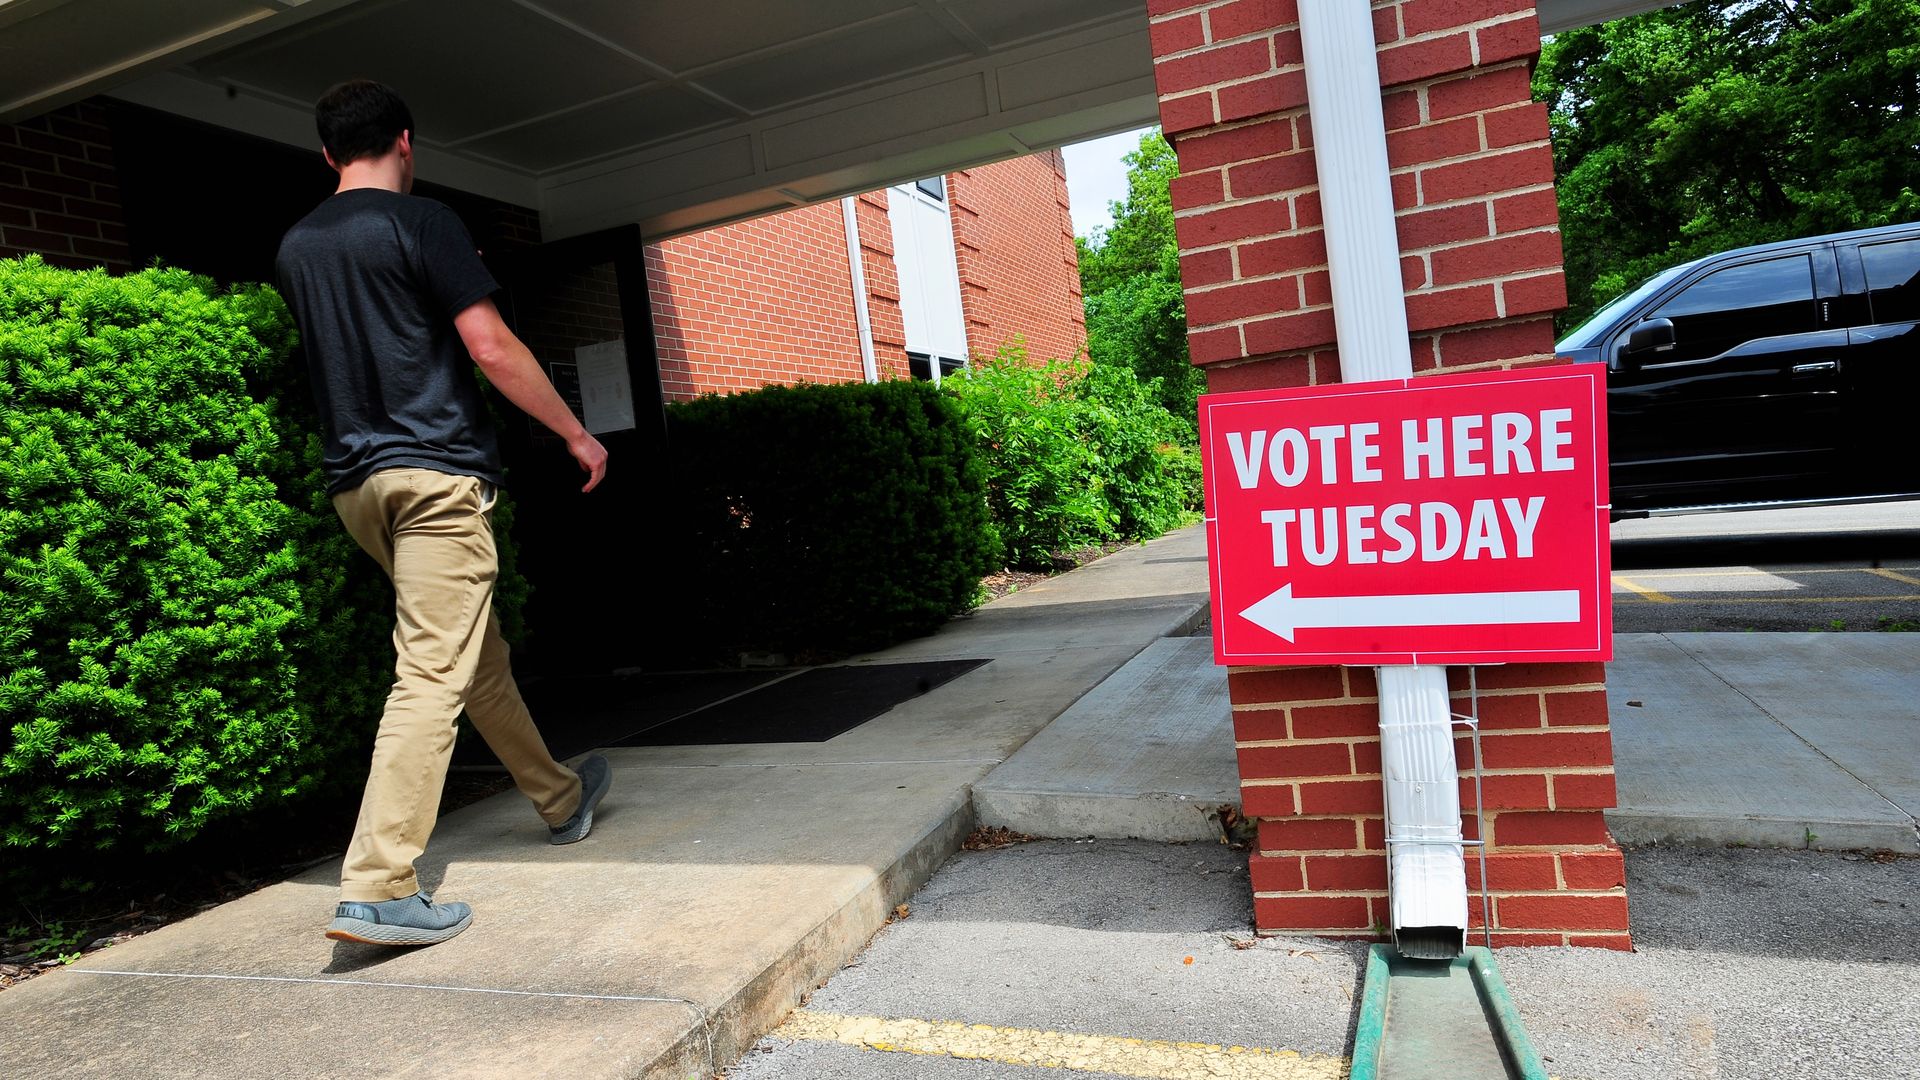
[1171, 106, 1308, 143]
[1234, 730, 1620, 747]
[1255, 887, 1626, 899]
[1183, 225, 1564, 300]
[1155, 35, 1297, 66]
[1256, 844, 1622, 856]
[1386, 140, 1552, 176]
[1151, 12, 1532, 65]
[1230, 684, 1608, 708]
[1147, 0, 1242, 26]
[1159, 30, 1536, 105]
[1172, 184, 1555, 245]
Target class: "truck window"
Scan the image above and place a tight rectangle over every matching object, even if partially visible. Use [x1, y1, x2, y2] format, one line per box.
[1860, 238, 1920, 325]
[1649, 254, 1816, 363]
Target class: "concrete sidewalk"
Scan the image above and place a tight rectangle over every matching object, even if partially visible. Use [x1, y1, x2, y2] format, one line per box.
[1608, 632, 1919, 853]
[0, 528, 1211, 1080]
[975, 632, 1920, 854]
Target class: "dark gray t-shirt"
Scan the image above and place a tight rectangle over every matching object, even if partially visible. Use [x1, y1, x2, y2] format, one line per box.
[275, 189, 503, 494]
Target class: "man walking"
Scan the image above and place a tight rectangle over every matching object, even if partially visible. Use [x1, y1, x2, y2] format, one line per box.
[276, 80, 612, 947]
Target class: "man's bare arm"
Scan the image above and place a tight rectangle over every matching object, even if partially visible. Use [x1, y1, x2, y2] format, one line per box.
[454, 297, 608, 492]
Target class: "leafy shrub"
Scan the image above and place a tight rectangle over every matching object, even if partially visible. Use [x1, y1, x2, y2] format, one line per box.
[945, 346, 1202, 569]
[0, 258, 395, 856]
[660, 379, 1000, 659]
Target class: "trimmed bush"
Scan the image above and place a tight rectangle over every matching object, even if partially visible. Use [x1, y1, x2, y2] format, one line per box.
[0, 258, 394, 855]
[945, 346, 1202, 569]
[661, 379, 1000, 658]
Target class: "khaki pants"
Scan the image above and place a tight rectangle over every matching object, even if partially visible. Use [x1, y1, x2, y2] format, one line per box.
[331, 467, 581, 902]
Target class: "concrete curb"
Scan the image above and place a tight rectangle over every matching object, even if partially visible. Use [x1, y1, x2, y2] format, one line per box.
[653, 790, 977, 1078]
[972, 789, 1230, 843]
[1605, 809, 1920, 855]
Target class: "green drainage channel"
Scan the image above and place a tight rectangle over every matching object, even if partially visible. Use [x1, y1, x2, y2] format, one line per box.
[1350, 945, 1549, 1080]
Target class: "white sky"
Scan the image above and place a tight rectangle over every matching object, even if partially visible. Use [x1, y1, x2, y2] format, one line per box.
[1061, 126, 1157, 240]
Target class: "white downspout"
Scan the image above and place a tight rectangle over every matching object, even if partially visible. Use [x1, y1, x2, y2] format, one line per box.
[841, 195, 880, 383]
[1297, 0, 1467, 958]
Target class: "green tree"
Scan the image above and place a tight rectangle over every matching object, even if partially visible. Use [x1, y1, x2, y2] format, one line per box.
[1077, 132, 1205, 428]
[1540, 0, 1920, 332]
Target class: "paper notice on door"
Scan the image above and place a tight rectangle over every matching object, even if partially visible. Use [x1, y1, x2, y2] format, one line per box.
[574, 338, 636, 435]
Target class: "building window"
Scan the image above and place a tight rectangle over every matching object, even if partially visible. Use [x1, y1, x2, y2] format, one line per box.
[907, 352, 965, 382]
[915, 176, 945, 201]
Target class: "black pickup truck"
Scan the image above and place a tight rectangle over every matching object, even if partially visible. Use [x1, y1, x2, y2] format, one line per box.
[1556, 222, 1920, 516]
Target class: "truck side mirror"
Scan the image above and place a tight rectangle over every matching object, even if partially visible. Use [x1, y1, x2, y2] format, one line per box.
[1625, 317, 1676, 357]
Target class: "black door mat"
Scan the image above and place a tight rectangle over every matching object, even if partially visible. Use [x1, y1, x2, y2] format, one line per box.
[452, 669, 788, 767]
[613, 658, 991, 746]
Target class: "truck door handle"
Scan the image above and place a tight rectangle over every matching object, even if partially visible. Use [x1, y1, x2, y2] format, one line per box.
[1792, 361, 1840, 375]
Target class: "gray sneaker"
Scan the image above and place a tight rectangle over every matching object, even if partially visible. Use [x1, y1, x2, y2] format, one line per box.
[549, 753, 612, 845]
[325, 892, 472, 946]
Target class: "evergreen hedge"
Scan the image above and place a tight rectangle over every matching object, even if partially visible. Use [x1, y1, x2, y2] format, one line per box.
[0, 258, 393, 855]
[660, 379, 1001, 658]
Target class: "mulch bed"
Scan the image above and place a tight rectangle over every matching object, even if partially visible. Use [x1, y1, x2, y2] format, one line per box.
[978, 539, 1136, 602]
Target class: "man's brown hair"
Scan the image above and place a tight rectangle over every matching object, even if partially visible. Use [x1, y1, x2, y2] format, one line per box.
[316, 80, 414, 166]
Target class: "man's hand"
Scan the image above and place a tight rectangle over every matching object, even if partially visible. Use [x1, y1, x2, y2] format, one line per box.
[569, 431, 609, 493]
[456, 297, 612, 494]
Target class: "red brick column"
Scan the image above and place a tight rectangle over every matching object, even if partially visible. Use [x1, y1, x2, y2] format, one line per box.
[1151, 0, 1630, 949]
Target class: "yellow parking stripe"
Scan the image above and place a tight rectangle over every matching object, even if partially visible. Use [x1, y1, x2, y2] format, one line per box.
[771, 1009, 1347, 1080]
[1865, 567, 1920, 588]
[1611, 575, 1677, 603]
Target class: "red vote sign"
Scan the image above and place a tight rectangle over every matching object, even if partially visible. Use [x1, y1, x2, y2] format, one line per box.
[1199, 365, 1611, 667]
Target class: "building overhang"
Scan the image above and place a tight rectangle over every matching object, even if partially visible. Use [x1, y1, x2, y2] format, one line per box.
[1, 0, 1677, 240]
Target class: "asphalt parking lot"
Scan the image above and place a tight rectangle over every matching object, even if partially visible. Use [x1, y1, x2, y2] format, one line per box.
[725, 838, 1917, 1080]
[1612, 502, 1920, 632]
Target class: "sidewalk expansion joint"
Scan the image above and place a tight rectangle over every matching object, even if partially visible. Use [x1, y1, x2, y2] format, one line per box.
[1663, 633, 1911, 825]
[70, 968, 700, 1006]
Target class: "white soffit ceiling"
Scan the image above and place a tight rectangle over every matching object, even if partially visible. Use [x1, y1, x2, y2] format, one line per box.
[3, 0, 1681, 238]
[88, 0, 1157, 238]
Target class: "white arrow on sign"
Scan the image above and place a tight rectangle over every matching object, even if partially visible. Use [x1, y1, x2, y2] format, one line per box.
[1240, 584, 1581, 642]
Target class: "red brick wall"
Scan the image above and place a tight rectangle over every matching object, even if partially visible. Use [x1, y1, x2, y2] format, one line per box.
[0, 101, 130, 273]
[948, 152, 1087, 363]
[647, 153, 1084, 400]
[1151, 0, 1628, 948]
[646, 202, 873, 401]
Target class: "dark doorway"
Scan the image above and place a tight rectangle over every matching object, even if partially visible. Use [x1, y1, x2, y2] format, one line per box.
[489, 226, 668, 676]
